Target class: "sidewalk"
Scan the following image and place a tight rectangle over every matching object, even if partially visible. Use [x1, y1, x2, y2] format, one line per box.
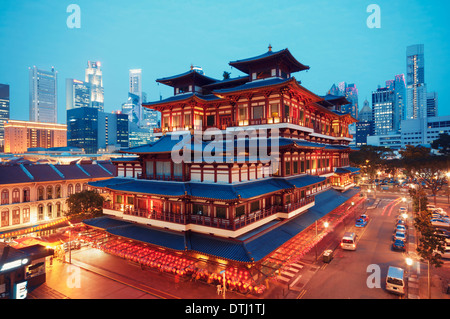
[28, 248, 254, 299]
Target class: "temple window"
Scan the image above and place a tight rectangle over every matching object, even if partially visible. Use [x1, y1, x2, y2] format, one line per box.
[207, 115, 215, 127]
[270, 103, 279, 117]
[193, 203, 208, 216]
[235, 205, 246, 217]
[250, 200, 260, 213]
[256, 70, 271, 79]
[285, 161, 291, 175]
[184, 114, 191, 126]
[238, 106, 247, 120]
[253, 105, 263, 120]
[216, 206, 227, 219]
[284, 104, 290, 118]
[173, 115, 181, 127]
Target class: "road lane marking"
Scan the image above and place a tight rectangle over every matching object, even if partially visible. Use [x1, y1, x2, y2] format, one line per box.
[297, 289, 307, 299]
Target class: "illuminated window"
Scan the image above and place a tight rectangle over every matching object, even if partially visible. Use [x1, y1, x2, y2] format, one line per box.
[1, 190, 9, 205]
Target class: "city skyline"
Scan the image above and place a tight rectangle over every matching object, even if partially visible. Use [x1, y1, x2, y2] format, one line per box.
[0, 1, 449, 124]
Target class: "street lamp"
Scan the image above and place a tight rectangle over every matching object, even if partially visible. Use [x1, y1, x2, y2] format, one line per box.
[66, 229, 71, 264]
[315, 220, 329, 261]
[446, 172, 450, 204]
[405, 257, 413, 299]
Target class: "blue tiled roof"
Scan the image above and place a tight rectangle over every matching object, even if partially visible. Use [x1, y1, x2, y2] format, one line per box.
[83, 187, 360, 262]
[121, 135, 325, 156]
[307, 188, 360, 216]
[108, 180, 187, 197]
[213, 77, 292, 94]
[121, 134, 186, 154]
[89, 174, 327, 201]
[188, 233, 253, 263]
[187, 183, 238, 201]
[83, 216, 134, 230]
[286, 175, 326, 188]
[108, 224, 187, 251]
[144, 92, 223, 106]
[233, 178, 293, 199]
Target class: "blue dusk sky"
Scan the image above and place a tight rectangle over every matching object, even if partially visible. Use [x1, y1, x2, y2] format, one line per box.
[0, 0, 449, 124]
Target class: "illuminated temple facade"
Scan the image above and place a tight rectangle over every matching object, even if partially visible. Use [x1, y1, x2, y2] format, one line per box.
[88, 47, 360, 262]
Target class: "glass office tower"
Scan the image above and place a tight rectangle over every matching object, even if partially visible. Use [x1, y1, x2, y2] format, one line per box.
[29, 66, 58, 123]
[85, 61, 104, 111]
[0, 84, 10, 150]
[66, 78, 91, 110]
[406, 44, 427, 120]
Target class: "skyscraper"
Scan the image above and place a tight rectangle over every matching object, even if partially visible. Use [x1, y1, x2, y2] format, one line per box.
[386, 74, 406, 127]
[406, 44, 427, 120]
[0, 84, 10, 150]
[129, 69, 145, 126]
[358, 99, 373, 122]
[29, 66, 58, 123]
[372, 87, 396, 136]
[66, 78, 91, 110]
[85, 61, 104, 111]
[67, 107, 129, 154]
[355, 99, 374, 147]
[67, 107, 98, 154]
[426, 92, 438, 117]
[328, 82, 358, 120]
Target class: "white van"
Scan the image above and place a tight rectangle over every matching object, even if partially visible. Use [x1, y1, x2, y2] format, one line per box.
[340, 232, 357, 250]
[386, 266, 405, 295]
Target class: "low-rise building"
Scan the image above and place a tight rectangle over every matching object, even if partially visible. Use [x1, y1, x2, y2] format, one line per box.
[0, 161, 115, 239]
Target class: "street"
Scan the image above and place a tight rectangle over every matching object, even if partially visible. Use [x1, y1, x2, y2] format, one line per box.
[297, 193, 450, 299]
[26, 192, 450, 300]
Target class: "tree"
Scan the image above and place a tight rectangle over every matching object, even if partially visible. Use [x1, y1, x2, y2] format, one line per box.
[65, 190, 104, 220]
[349, 145, 394, 180]
[431, 133, 450, 156]
[400, 145, 448, 205]
[409, 186, 428, 213]
[414, 209, 445, 298]
[223, 71, 231, 80]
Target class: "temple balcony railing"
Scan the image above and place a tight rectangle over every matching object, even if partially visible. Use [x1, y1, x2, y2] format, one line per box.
[102, 195, 315, 232]
[152, 118, 353, 139]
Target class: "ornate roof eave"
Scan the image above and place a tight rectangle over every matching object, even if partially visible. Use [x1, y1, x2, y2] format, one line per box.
[143, 93, 226, 111]
[229, 48, 310, 74]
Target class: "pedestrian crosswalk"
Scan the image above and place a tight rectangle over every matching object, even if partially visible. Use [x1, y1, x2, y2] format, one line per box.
[277, 262, 304, 284]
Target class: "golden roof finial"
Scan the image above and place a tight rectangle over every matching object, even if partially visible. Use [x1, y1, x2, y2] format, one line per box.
[268, 44, 272, 52]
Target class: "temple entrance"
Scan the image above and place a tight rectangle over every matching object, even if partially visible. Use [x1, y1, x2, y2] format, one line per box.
[219, 115, 232, 129]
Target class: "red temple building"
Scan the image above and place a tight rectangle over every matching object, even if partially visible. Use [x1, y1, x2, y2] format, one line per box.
[87, 47, 360, 267]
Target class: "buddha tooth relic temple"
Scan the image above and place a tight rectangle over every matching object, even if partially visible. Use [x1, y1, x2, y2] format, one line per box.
[85, 46, 361, 291]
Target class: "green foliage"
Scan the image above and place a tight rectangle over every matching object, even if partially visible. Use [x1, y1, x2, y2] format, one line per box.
[414, 209, 445, 268]
[431, 133, 450, 156]
[223, 71, 231, 80]
[409, 187, 428, 213]
[349, 145, 394, 179]
[65, 190, 104, 220]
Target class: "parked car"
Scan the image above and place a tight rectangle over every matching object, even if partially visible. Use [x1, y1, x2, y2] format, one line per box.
[393, 231, 407, 242]
[435, 229, 450, 245]
[396, 219, 407, 226]
[392, 239, 406, 251]
[395, 225, 407, 234]
[355, 218, 368, 227]
[430, 208, 448, 216]
[434, 247, 450, 259]
[360, 214, 370, 222]
[431, 219, 450, 228]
